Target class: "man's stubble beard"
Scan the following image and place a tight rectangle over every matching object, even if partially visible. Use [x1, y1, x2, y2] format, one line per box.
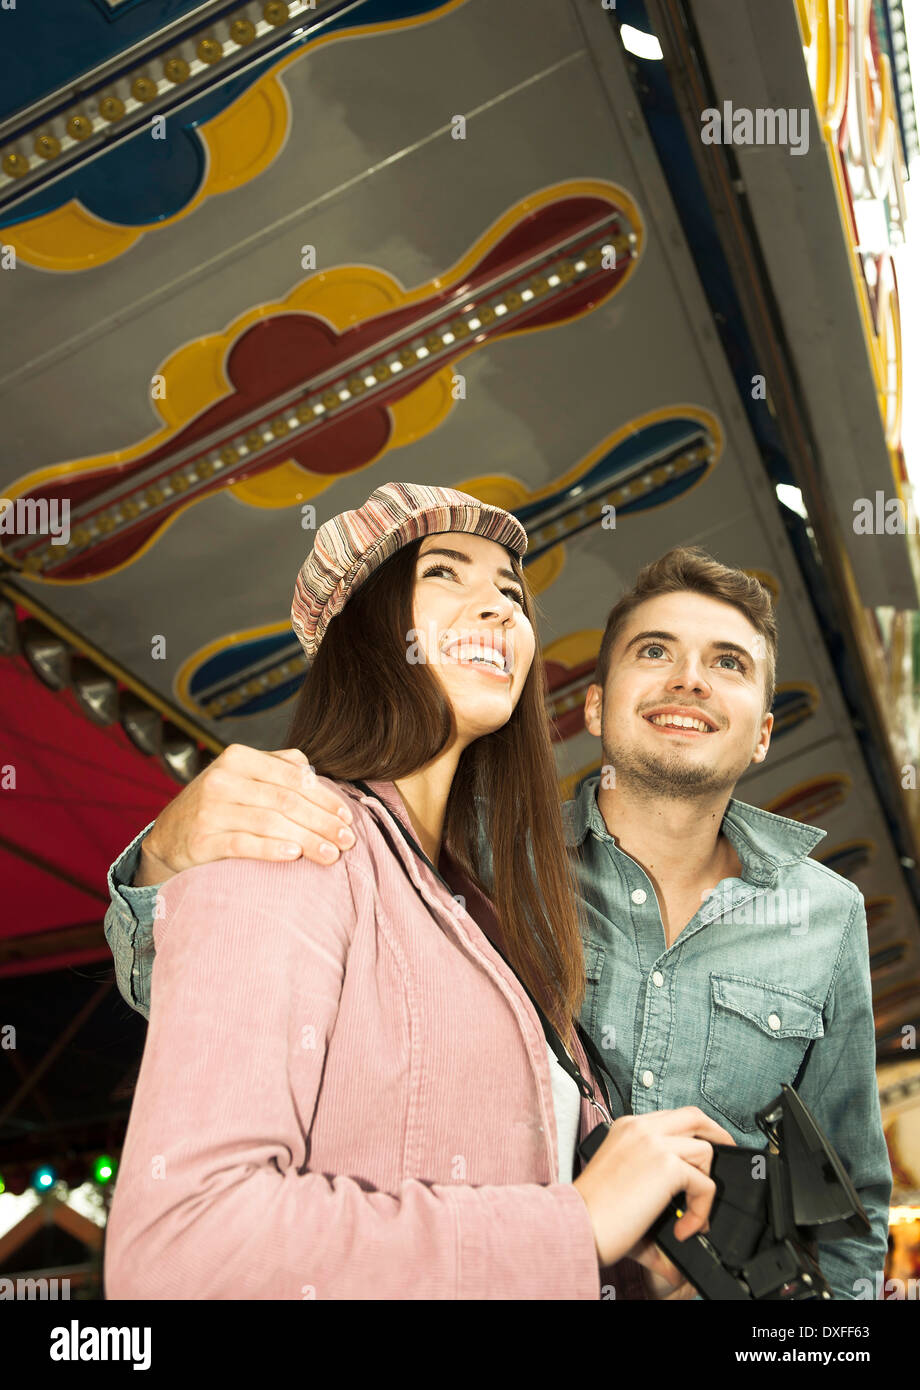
[601, 735, 745, 800]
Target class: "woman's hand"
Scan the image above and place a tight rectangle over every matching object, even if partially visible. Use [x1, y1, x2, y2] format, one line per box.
[632, 1241, 697, 1298]
[572, 1106, 735, 1268]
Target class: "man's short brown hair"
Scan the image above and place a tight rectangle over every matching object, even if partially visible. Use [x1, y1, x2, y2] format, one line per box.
[594, 547, 778, 714]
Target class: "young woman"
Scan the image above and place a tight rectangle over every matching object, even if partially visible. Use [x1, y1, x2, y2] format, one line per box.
[104, 481, 731, 1300]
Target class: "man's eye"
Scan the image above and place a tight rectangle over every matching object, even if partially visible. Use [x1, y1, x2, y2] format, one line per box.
[640, 644, 665, 659]
[717, 654, 747, 672]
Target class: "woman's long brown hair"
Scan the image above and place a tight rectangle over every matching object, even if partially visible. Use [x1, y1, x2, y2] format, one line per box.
[284, 537, 586, 1043]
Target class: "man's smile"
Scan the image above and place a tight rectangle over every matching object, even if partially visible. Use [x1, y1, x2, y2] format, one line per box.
[642, 705, 719, 735]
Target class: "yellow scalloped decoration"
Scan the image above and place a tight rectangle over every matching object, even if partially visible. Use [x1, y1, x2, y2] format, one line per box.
[543, 630, 604, 668]
[4, 0, 470, 272]
[200, 80, 289, 195]
[6, 76, 290, 273]
[4, 175, 640, 583]
[3, 259, 458, 577]
[4, 202, 143, 271]
[459, 475, 565, 596]
[458, 402, 718, 599]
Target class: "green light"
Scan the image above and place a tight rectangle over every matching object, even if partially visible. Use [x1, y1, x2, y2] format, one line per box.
[93, 1154, 115, 1184]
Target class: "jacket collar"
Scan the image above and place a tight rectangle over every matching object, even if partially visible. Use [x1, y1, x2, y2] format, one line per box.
[563, 773, 826, 888]
[340, 777, 416, 835]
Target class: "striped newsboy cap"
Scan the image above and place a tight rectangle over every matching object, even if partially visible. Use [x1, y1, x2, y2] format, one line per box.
[291, 481, 528, 660]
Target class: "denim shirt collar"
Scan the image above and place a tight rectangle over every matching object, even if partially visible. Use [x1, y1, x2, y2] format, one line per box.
[563, 774, 826, 889]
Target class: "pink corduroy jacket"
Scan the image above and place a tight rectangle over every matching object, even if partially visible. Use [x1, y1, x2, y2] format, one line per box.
[103, 777, 649, 1300]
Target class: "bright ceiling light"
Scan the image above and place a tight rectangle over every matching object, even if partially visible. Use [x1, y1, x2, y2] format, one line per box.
[776, 484, 809, 520]
[619, 24, 664, 60]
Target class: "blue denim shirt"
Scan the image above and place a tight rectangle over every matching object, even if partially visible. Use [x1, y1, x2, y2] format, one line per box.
[562, 776, 891, 1300]
[104, 776, 891, 1300]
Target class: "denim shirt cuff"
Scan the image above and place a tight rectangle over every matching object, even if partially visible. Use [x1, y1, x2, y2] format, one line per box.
[107, 819, 161, 922]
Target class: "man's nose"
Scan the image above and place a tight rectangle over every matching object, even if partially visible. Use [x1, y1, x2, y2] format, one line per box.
[667, 659, 710, 694]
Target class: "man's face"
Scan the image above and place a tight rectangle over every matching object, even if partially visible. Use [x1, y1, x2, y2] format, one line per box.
[583, 591, 774, 798]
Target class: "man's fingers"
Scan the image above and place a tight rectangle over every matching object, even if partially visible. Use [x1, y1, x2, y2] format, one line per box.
[198, 801, 354, 861]
[197, 827, 346, 865]
[205, 769, 355, 848]
[268, 748, 311, 767]
[266, 749, 353, 821]
[211, 746, 353, 825]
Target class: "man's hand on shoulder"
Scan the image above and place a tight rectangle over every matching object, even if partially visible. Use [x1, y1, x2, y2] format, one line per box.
[133, 836, 180, 887]
[132, 744, 356, 886]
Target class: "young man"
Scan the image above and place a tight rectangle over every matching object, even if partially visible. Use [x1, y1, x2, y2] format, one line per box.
[104, 547, 891, 1299]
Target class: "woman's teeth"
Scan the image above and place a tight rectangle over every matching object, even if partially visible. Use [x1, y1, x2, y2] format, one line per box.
[443, 643, 507, 672]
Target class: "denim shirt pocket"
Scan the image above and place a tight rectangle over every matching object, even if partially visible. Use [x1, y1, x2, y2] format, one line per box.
[580, 942, 607, 1043]
[701, 973, 825, 1133]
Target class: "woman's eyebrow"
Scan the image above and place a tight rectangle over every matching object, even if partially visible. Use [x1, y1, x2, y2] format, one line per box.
[419, 546, 519, 585]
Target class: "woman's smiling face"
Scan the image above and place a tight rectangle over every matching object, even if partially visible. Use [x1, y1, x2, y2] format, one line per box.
[409, 531, 536, 746]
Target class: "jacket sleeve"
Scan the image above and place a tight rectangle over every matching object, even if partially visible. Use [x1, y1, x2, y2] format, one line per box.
[102, 854, 601, 1301]
[796, 892, 892, 1300]
[103, 821, 159, 1021]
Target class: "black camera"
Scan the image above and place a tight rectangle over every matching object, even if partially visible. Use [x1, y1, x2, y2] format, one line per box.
[577, 1084, 871, 1299]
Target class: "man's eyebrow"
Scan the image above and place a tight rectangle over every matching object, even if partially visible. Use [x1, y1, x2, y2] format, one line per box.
[622, 630, 678, 653]
[624, 630, 756, 668]
[711, 640, 756, 667]
[418, 545, 520, 585]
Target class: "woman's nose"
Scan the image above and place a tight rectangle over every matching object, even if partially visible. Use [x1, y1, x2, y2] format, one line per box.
[476, 596, 515, 622]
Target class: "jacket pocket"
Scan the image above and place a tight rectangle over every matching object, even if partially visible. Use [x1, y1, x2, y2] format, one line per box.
[700, 973, 824, 1133]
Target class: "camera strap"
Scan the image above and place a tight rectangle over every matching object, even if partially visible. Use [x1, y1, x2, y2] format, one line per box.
[351, 779, 619, 1124]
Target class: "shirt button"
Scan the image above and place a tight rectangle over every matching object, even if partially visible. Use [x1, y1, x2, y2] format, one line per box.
[641, 1069, 654, 1087]
[768, 1013, 781, 1031]
[631, 888, 647, 905]
[652, 971, 664, 987]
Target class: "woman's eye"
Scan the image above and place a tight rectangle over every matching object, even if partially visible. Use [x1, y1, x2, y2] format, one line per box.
[422, 564, 523, 606]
